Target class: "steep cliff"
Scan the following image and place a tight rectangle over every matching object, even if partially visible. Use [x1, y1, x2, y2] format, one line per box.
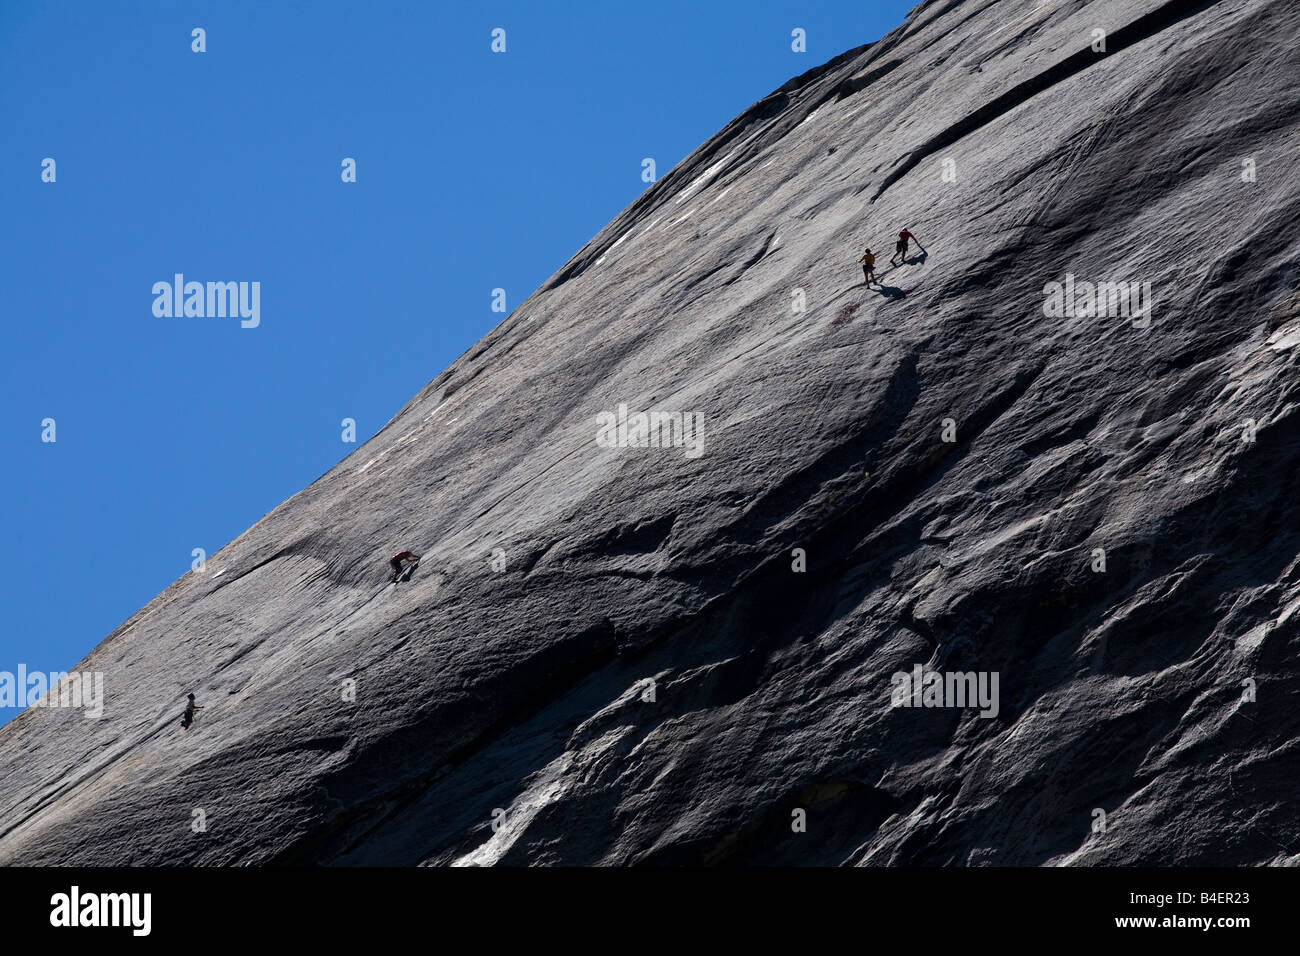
[3, 0, 1299, 865]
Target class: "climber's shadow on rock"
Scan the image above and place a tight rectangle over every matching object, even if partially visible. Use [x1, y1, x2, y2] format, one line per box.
[400, 562, 420, 583]
[875, 283, 906, 299]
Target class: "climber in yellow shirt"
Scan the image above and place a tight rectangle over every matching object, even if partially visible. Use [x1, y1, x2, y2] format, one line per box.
[858, 247, 877, 286]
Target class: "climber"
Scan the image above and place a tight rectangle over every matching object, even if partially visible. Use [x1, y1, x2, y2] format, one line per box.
[390, 549, 421, 582]
[890, 228, 924, 267]
[858, 247, 877, 286]
[180, 693, 203, 730]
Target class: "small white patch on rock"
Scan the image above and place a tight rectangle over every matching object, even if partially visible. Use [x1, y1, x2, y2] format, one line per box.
[1267, 323, 1300, 351]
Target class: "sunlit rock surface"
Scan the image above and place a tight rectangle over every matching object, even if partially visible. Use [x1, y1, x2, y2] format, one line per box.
[3, 0, 1299, 866]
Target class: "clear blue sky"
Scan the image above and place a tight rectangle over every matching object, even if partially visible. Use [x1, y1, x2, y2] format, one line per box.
[0, 0, 913, 723]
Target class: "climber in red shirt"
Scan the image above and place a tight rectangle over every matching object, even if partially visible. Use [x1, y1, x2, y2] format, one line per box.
[890, 228, 924, 267]
[390, 550, 421, 582]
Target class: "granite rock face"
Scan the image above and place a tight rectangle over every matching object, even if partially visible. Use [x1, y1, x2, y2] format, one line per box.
[3, 0, 1299, 866]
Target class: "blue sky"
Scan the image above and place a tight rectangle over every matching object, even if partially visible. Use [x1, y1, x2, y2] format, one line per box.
[0, 0, 914, 722]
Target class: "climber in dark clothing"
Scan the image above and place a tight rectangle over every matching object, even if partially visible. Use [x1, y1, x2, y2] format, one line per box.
[390, 550, 421, 582]
[180, 693, 203, 730]
[890, 228, 924, 266]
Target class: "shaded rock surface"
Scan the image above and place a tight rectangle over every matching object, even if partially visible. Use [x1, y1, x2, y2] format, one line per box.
[3, 0, 1300, 866]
